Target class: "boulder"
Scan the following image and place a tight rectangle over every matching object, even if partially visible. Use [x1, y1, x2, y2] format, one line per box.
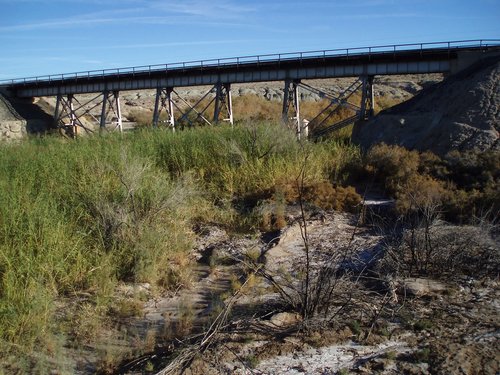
[269, 312, 302, 327]
[399, 278, 448, 297]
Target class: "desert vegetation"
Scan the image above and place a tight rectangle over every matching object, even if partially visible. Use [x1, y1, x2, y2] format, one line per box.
[0, 122, 362, 372]
[0, 112, 498, 373]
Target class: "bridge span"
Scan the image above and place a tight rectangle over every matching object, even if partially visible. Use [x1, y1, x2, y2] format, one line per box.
[1, 40, 499, 138]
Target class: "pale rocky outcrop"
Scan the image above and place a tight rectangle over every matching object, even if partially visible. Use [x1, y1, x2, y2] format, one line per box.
[0, 94, 27, 140]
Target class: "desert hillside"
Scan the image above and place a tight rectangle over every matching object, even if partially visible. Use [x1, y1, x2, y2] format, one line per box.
[353, 57, 500, 155]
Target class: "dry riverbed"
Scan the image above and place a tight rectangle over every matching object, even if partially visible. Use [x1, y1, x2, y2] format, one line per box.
[55, 206, 498, 375]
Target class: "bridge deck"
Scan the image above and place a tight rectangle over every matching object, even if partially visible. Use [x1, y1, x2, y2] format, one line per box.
[2, 40, 499, 98]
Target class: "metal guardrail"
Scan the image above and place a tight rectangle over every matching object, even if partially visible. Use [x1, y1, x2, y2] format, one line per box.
[1, 39, 499, 86]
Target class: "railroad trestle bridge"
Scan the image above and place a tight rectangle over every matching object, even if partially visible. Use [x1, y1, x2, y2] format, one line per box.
[1, 39, 499, 138]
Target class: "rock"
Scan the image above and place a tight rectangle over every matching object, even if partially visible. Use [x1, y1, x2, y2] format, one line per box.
[117, 282, 151, 297]
[269, 312, 302, 327]
[9, 121, 22, 133]
[238, 88, 257, 96]
[400, 278, 448, 297]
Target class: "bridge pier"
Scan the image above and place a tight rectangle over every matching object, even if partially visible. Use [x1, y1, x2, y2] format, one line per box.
[153, 83, 234, 128]
[53, 91, 123, 137]
[153, 87, 175, 129]
[360, 75, 375, 120]
[213, 83, 233, 125]
[54, 93, 80, 137]
[282, 79, 302, 138]
[99, 90, 123, 132]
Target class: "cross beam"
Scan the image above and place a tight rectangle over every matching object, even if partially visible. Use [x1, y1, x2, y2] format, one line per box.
[53, 90, 123, 138]
[152, 82, 234, 129]
[296, 75, 375, 138]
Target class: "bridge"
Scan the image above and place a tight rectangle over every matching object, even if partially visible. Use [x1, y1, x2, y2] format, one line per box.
[1, 39, 499, 138]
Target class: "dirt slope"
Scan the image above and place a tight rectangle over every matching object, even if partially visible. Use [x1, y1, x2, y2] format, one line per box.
[352, 56, 500, 156]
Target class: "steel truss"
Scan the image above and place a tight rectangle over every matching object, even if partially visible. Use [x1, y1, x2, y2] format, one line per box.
[281, 75, 375, 139]
[54, 91, 122, 138]
[304, 79, 362, 135]
[152, 82, 233, 129]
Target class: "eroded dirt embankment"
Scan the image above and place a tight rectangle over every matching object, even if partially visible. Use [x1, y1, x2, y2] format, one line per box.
[353, 57, 500, 155]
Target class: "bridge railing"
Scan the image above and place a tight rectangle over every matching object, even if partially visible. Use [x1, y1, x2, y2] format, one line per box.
[1, 39, 499, 86]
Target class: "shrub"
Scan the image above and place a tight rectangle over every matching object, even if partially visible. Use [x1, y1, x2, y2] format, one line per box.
[394, 174, 446, 216]
[413, 319, 433, 332]
[365, 143, 420, 195]
[414, 347, 431, 363]
[304, 182, 362, 212]
[381, 222, 499, 278]
[127, 109, 154, 127]
[364, 144, 499, 224]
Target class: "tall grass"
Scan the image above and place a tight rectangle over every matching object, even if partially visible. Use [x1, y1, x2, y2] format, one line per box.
[0, 122, 360, 370]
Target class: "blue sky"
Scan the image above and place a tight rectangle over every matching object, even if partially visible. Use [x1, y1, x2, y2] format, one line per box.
[0, 0, 499, 79]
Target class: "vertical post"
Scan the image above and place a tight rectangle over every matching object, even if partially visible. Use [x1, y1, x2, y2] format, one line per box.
[54, 94, 62, 128]
[282, 79, 301, 138]
[282, 79, 291, 124]
[360, 77, 367, 120]
[113, 91, 122, 132]
[225, 83, 233, 126]
[360, 75, 375, 121]
[370, 76, 375, 117]
[153, 87, 161, 127]
[100, 90, 109, 129]
[68, 94, 77, 137]
[293, 81, 301, 139]
[214, 82, 222, 123]
[213, 83, 233, 125]
[166, 87, 175, 130]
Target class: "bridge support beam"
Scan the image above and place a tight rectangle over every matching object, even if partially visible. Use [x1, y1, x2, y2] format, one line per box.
[213, 83, 233, 125]
[282, 79, 302, 138]
[98, 90, 123, 132]
[53, 91, 123, 137]
[153, 87, 175, 129]
[100, 91, 108, 129]
[177, 88, 213, 127]
[54, 93, 80, 138]
[360, 75, 375, 120]
[298, 79, 362, 138]
[54, 93, 62, 128]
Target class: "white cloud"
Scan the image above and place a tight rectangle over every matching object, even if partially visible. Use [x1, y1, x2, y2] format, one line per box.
[0, 0, 257, 31]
